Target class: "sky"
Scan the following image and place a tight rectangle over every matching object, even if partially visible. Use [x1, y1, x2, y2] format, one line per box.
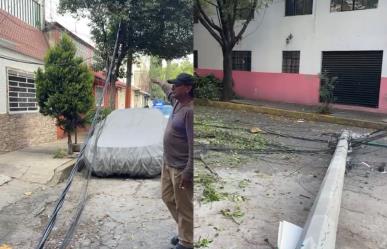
[45, 0, 93, 45]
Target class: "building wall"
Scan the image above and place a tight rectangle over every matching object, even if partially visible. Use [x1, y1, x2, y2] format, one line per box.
[194, 0, 387, 112]
[0, 48, 56, 152]
[45, 27, 94, 65]
[0, 48, 43, 114]
[0, 113, 56, 152]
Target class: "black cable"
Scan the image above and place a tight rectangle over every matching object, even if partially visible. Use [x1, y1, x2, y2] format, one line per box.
[194, 143, 332, 155]
[35, 21, 122, 249]
[194, 121, 331, 144]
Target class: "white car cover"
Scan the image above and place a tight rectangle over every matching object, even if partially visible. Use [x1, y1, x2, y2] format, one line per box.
[84, 108, 167, 177]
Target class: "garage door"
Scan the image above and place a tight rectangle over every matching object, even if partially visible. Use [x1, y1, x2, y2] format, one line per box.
[321, 51, 383, 108]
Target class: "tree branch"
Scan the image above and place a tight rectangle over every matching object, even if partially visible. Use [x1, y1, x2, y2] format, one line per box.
[196, 0, 224, 47]
[232, 0, 258, 47]
[195, 0, 223, 33]
[198, 15, 224, 47]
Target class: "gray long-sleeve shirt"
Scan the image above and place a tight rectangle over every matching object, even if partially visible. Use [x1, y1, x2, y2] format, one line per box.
[160, 83, 194, 179]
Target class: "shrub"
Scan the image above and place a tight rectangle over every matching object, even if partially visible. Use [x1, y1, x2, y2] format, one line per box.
[194, 74, 223, 101]
[319, 71, 338, 114]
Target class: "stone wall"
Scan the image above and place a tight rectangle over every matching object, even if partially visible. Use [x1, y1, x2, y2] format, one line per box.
[0, 113, 56, 152]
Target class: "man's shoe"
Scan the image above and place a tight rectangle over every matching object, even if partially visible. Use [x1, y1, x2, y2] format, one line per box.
[175, 243, 193, 249]
[170, 235, 179, 246]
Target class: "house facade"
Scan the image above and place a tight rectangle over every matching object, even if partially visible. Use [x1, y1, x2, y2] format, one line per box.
[194, 0, 387, 113]
[130, 56, 151, 108]
[0, 1, 56, 152]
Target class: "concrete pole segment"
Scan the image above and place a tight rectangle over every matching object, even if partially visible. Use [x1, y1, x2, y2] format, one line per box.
[297, 131, 350, 249]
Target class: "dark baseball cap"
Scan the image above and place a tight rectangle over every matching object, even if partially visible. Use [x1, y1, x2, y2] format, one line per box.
[167, 73, 194, 86]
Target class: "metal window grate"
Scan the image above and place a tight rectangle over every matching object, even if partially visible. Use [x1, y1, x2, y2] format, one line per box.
[330, 0, 378, 12]
[285, 0, 313, 16]
[282, 51, 300, 73]
[232, 51, 251, 71]
[7, 69, 38, 113]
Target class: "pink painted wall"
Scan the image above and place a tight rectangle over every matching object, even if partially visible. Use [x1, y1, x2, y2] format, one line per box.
[378, 78, 387, 112]
[196, 68, 320, 105]
[196, 68, 387, 114]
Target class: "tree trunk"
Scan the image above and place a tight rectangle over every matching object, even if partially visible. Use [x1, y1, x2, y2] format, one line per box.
[222, 48, 234, 101]
[67, 132, 73, 155]
[125, 50, 133, 108]
[74, 127, 78, 144]
[109, 80, 116, 109]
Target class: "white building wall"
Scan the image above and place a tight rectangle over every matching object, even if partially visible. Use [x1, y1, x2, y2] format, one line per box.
[194, 0, 387, 76]
[0, 47, 43, 114]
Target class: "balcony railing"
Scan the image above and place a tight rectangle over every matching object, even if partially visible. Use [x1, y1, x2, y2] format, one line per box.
[0, 0, 42, 29]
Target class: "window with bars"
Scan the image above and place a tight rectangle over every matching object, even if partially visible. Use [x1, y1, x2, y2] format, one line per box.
[232, 51, 251, 71]
[7, 69, 38, 113]
[285, 0, 313, 16]
[194, 50, 198, 68]
[330, 0, 378, 12]
[282, 51, 300, 73]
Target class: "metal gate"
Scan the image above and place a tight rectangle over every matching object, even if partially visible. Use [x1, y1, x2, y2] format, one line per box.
[321, 51, 383, 108]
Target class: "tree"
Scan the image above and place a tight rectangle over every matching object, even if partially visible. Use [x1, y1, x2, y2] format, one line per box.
[59, 0, 192, 108]
[195, 0, 271, 100]
[149, 56, 193, 100]
[36, 35, 94, 154]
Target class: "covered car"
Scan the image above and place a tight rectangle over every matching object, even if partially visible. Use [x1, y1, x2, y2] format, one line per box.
[84, 108, 167, 177]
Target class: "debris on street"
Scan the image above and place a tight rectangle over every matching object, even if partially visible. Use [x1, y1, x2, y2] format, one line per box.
[194, 106, 387, 249]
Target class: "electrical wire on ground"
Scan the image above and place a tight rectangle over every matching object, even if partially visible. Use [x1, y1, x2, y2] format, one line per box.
[35, 21, 123, 249]
[350, 128, 387, 148]
[194, 121, 333, 144]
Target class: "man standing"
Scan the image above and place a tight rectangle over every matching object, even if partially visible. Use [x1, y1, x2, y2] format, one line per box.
[152, 73, 194, 249]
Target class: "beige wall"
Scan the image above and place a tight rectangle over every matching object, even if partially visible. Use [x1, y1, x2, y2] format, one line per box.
[0, 113, 56, 153]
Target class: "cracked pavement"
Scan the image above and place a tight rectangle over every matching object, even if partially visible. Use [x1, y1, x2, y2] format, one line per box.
[194, 106, 387, 249]
[0, 176, 176, 249]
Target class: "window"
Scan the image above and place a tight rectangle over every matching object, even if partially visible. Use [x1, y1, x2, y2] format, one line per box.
[232, 51, 251, 71]
[330, 0, 378, 12]
[7, 69, 38, 113]
[282, 51, 300, 73]
[95, 87, 104, 106]
[194, 50, 198, 69]
[285, 0, 313, 16]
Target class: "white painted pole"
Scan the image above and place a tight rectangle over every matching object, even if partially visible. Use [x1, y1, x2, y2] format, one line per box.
[297, 131, 349, 249]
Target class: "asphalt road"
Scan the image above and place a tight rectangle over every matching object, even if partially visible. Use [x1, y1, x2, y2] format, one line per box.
[0, 106, 386, 249]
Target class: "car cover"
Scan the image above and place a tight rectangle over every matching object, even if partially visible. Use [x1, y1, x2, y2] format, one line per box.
[84, 108, 167, 177]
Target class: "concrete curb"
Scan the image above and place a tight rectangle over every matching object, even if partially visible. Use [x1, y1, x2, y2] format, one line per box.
[195, 99, 387, 130]
[48, 159, 76, 186]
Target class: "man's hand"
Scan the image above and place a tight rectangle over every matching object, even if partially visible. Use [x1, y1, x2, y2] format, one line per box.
[179, 173, 192, 190]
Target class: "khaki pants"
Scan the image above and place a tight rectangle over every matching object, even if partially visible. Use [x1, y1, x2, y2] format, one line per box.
[161, 163, 193, 248]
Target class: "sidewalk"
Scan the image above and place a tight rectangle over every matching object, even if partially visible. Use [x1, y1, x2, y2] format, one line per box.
[0, 138, 76, 210]
[196, 98, 387, 130]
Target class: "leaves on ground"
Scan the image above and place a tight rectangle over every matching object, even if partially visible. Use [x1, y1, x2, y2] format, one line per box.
[220, 206, 245, 224]
[194, 237, 213, 248]
[53, 148, 67, 159]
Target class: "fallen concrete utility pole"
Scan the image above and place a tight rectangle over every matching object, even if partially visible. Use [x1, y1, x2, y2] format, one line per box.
[296, 130, 350, 249]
